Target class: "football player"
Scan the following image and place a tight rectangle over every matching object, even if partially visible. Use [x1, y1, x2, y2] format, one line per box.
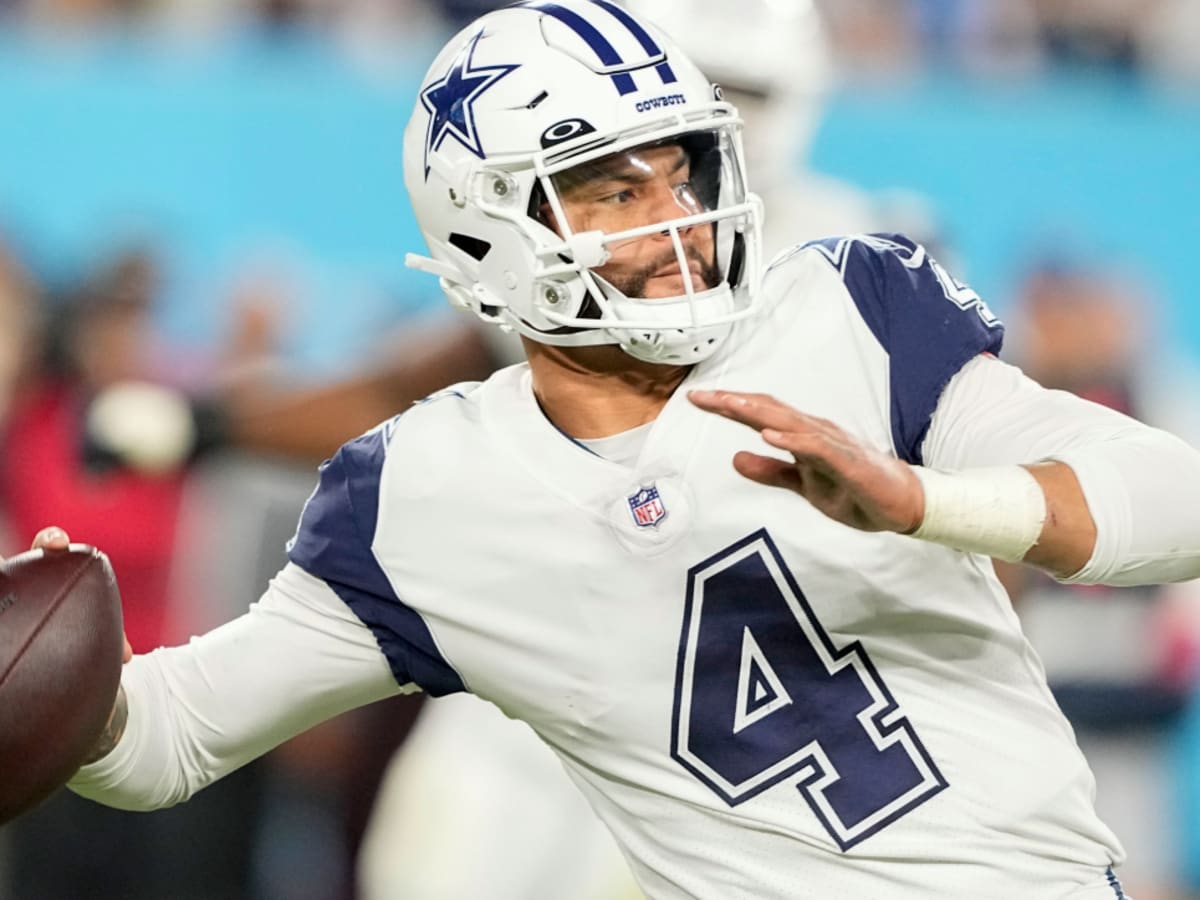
[37, 2, 1200, 897]
[356, 2, 877, 897]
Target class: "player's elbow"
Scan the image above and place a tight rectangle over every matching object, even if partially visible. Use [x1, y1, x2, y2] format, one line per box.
[1053, 429, 1200, 587]
[66, 780, 189, 813]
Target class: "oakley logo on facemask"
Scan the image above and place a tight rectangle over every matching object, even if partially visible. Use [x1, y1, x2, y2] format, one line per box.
[541, 118, 598, 148]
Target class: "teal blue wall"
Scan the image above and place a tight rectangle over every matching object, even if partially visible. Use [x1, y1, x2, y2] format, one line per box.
[1, 32, 1196, 368]
[810, 71, 1200, 353]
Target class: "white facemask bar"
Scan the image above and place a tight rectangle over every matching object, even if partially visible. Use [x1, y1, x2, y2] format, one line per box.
[529, 199, 761, 330]
[533, 115, 756, 330]
[492, 112, 757, 329]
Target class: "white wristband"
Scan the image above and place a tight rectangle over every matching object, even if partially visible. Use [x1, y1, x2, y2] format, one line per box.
[910, 465, 1047, 562]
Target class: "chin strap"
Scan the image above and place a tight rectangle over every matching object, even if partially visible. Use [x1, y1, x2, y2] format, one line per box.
[405, 253, 466, 284]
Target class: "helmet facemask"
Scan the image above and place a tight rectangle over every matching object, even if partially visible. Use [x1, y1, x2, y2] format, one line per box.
[527, 122, 760, 363]
[412, 109, 763, 365]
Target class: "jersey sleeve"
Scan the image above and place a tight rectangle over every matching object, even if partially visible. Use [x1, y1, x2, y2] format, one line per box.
[806, 234, 1005, 464]
[288, 423, 466, 696]
[69, 563, 408, 811]
[923, 353, 1200, 586]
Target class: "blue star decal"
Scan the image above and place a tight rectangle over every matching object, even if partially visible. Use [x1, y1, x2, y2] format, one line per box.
[421, 30, 519, 179]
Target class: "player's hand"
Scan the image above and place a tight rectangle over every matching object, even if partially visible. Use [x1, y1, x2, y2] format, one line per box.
[24, 527, 135, 766]
[688, 390, 924, 534]
[29, 527, 134, 664]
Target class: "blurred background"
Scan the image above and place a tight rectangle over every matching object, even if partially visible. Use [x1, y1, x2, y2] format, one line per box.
[0, 0, 1198, 898]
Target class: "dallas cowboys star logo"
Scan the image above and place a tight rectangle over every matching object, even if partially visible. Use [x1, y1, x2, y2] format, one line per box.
[421, 30, 519, 179]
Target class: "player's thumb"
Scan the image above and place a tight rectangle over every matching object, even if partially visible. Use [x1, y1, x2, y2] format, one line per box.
[31, 526, 70, 551]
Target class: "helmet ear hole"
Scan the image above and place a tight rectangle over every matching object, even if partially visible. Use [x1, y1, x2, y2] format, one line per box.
[449, 233, 492, 261]
[727, 231, 746, 289]
[527, 182, 552, 229]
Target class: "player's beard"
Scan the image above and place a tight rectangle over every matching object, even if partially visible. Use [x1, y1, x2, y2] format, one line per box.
[604, 241, 721, 299]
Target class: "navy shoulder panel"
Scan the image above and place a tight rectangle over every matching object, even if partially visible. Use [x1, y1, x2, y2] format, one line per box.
[288, 424, 465, 696]
[806, 234, 1004, 464]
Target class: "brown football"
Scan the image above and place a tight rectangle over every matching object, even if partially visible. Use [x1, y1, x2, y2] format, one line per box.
[0, 545, 125, 824]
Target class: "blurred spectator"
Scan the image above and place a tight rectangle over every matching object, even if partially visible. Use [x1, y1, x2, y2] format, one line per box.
[909, 0, 1044, 74]
[1010, 256, 1144, 402]
[0, 240, 39, 559]
[1001, 251, 1200, 900]
[814, 0, 1189, 79]
[813, 0, 923, 77]
[0, 244, 264, 900]
[0, 240, 38, 441]
[9, 0, 201, 27]
[1028, 0, 1159, 69]
[1138, 0, 1200, 86]
[426, 0, 502, 31]
[4, 0, 445, 44]
[5, 0, 1194, 86]
[255, 0, 311, 28]
[1, 248, 194, 653]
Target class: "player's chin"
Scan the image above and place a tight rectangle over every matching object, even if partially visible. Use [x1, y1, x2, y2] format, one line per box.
[643, 272, 707, 298]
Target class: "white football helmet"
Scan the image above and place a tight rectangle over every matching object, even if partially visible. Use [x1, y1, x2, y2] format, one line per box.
[403, 0, 764, 364]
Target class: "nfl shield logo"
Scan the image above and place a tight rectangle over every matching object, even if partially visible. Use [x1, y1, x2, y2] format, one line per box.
[628, 485, 667, 528]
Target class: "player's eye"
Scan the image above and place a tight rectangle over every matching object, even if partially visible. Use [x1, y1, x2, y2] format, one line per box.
[597, 188, 636, 205]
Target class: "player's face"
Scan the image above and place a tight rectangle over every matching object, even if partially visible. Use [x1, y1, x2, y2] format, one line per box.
[552, 143, 719, 299]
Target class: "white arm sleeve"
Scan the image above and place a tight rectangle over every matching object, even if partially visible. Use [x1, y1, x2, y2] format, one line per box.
[924, 354, 1200, 586]
[67, 562, 412, 811]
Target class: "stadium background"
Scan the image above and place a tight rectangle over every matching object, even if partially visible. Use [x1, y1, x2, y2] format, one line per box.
[0, 1, 1198, 899]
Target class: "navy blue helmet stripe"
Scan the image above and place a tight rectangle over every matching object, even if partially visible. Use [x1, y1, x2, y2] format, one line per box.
[522, 0, 678, 95]
[592, 0, 677, 85]
[523, 1, 637, 94]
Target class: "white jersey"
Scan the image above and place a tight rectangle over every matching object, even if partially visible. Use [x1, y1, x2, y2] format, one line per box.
[281, 235, 1124, 899]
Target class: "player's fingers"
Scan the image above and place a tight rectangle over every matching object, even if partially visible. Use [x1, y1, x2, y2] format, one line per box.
[31, 527, 71, 552]
[731, 451, 802, 490]
[760, 428, 852, 474]
[123, 637, 133, 664]
[762, 426, 823, 457]
[688, 390, 821, 435]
